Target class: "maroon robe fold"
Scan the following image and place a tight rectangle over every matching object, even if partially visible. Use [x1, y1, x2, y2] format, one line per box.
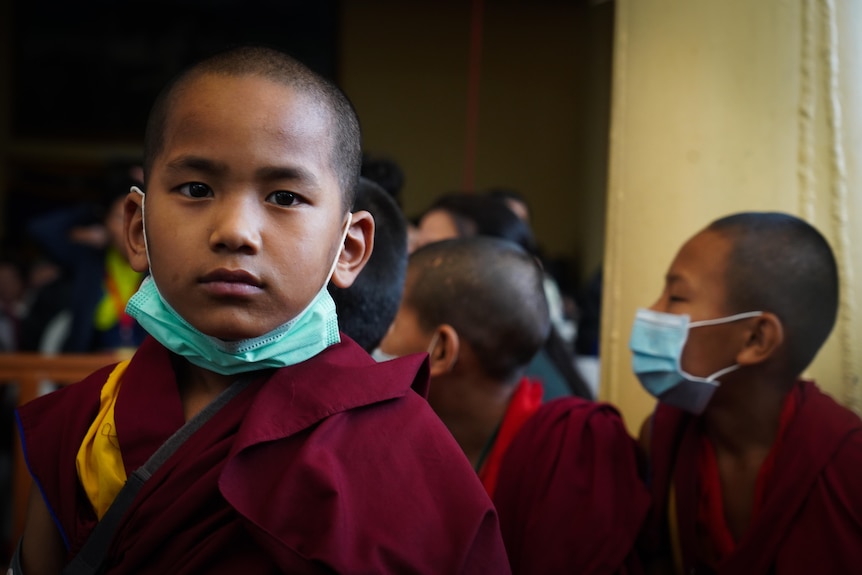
[492, 397, 650, 575]
[17, 336, 511, 574]
[643, 380, 862, 574]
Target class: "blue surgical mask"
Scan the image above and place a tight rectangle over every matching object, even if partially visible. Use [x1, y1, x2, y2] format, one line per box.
[629, 308, 763, 414]
[126, 186, 351, 375]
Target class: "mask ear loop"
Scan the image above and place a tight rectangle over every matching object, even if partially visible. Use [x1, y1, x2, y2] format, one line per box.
[682, 311, 763, 383]
[325, 213, 353, 286]
[689, 310, 764, 328]
[130, 186, 153, 273]
[426, 332, 440, 356]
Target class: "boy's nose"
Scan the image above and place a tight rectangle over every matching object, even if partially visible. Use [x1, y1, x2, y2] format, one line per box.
[647, 293, 665, 311]
[209, 197, 263, 254]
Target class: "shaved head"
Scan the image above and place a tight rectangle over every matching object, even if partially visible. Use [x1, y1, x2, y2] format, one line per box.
[144, 45, 361, 210]
[406, 237, 550, 381]
[707, 212, 839, 375]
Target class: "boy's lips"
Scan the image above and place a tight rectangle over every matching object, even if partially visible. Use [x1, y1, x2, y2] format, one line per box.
[199, 269, 263, 296]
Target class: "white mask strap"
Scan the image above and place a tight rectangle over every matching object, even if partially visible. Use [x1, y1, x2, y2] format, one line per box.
[427, 332, 440, 356]
[326, 213, 353, 285]
[130, 186, 152, 272]
[689, 311, 763, 328]
[681, 362, 741, 384]
[677, 310, 761, 384]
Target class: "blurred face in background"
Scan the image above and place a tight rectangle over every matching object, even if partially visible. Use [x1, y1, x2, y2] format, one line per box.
[414, 209, 459, 252]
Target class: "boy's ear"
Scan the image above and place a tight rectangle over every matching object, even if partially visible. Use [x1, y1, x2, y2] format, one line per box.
[736, 312, 784, 366]
[330, 209, 374, 289]
[428, 324, 460, 377]
[124, 191, 149, 273]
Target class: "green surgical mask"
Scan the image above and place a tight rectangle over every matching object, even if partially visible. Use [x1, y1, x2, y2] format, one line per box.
[127, 276, 341, 375]
[126, 186, 350, 375]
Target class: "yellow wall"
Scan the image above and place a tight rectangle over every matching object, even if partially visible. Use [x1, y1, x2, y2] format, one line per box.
[603, 0, 862, 434]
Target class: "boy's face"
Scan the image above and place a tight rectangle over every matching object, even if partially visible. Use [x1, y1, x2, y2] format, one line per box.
[415, 209, 459, 252]
[648, 229, 744, 378]
[128, 74, 348, 341]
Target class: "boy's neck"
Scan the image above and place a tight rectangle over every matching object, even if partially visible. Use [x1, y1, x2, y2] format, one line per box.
[699, 373, 799, 542]
[438, 374, 515, 469]
[702, 375, 795, 455]
[171, 355, 241, 421]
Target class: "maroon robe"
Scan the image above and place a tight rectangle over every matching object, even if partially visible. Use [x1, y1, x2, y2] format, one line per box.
[643, 380, 862, 574]
[17, 336, 510, 574]
[492, 397, 650, 574]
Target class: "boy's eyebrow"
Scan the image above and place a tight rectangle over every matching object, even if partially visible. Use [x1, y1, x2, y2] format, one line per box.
[255, 165, 320, 187]
[165, 155, 227, 177]
[665, 273, 685, 286]
[164, 155, 319, 187]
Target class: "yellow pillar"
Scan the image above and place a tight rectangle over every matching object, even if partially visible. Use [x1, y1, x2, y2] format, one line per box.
[602, 0, 862, 434]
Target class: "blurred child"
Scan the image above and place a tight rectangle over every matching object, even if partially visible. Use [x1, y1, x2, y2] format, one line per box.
[25, 159, 147, 352]
[378, 237, 648, 574]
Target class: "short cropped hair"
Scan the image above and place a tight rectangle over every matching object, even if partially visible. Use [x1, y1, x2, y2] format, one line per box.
[707, 212, 839, 375]
[329, 177, 409, 352]
[407, 237, 551, 381]
[143, 45, 361, 210]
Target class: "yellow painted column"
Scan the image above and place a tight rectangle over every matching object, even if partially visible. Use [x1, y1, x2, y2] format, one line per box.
[602, 0, 862, 434]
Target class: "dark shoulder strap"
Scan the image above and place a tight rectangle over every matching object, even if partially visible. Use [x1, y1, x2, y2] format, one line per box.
[58, 375, 254, 575]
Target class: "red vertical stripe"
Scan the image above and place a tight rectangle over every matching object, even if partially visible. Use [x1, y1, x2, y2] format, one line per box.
[463, 0, 484, 192]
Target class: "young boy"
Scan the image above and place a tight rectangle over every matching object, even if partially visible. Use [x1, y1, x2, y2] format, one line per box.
[15, 45, 509, 574]
[377, 237, 649, 574]
[634, 211, 862, 573]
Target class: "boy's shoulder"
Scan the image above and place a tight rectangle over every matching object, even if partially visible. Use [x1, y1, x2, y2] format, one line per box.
[244, 335, 431, 437]
[493, 397, 649, 573]
[502, 395, 643, 478]
[792, 379, 862, 466]
[17, 362, 118, 438]
[650, 379, 862, 447]
[222, 339, 505, 573]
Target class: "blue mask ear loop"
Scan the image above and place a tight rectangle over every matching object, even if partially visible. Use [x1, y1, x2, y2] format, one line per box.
[688, 311, 764, 328]
[681, 310, 765, 382]
[130, 186, 152, 273]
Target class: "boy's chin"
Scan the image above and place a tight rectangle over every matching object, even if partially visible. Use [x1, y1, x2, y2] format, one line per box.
[208, 330, 262, 342]
[191, 321, 263, 342]
[195, 318, 283, 342]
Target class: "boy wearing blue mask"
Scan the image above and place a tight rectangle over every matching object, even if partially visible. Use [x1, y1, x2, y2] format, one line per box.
[14, 45, 509, 574]
[633, 212, 862, 574]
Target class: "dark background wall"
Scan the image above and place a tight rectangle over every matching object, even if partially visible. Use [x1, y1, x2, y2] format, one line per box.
[9, 0, 339, 141]
[0, 0, 614, 292]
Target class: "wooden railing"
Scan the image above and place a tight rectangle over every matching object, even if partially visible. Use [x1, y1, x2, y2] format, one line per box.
[0, 352, 120, 547]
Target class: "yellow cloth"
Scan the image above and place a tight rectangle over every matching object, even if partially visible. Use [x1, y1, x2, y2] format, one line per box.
[94, 248, 143, 330]
[76, 360, 131, 519]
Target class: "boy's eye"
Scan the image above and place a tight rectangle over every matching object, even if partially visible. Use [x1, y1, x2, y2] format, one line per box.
[668, 295, 687, 303]
[178, 182, 212, 198]
[267, 190, 300, 207]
